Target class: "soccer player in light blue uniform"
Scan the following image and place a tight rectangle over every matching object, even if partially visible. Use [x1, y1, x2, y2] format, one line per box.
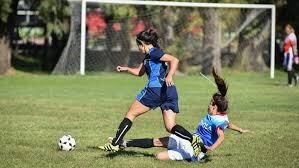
[194, 108, 229, 150]
[116, 68, 249, 162]
[99, 29, 201, 156]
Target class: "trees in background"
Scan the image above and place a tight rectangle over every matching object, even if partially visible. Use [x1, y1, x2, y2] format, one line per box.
[0, 0, 70, 74]
[101, 4, 136, 68]
[38, 0, 70, 71]
[0, 0, 296, 75]
[0, 0, 19, 74]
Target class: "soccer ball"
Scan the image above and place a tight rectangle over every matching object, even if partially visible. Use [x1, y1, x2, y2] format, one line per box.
[58, 135, 76, 151]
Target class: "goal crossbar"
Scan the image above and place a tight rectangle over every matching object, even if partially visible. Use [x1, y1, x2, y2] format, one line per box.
[84, 0, 274, 9]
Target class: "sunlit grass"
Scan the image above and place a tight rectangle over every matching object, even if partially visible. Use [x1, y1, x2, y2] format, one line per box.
[0, 70, 298, 168]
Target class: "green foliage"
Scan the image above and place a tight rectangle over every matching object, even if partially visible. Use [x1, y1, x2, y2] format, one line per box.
[167, 38, 190, 60]
[0, 71, 298, 167]
[165, 10, 202, 61]
[0, 0, 12, 23]
[37, 0, 70, 39]
[18, 27, 45, 39]
[100, 4, 137, 20]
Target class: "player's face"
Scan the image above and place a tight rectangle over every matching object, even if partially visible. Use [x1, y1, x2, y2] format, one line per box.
[137, 44, 146, 54]
[208, 99, 217, 115]
[285, 27, 291, 34]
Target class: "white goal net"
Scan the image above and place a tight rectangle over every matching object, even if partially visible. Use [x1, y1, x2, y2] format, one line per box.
[53, 0, 275, 78]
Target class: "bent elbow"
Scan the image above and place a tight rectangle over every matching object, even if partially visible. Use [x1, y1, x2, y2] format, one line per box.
[137, 73, 144, 77]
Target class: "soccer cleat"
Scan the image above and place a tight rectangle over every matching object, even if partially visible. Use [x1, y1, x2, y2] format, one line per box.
[196, 152, 206, 162]
[98, 143, 119, 152]
[191, 135, 200, 157]
[108, 137, 126, 150]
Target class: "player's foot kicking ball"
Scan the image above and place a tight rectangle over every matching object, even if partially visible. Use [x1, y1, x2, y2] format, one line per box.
[107, 137, 126, 150]
[98, 142, 119, 152]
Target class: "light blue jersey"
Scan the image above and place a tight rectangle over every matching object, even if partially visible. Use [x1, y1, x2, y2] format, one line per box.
[194, 113, 229, 147]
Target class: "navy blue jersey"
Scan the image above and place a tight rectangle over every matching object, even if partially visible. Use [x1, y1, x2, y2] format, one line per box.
[135, 47, 179, 112]
[143, 48, 168, 88]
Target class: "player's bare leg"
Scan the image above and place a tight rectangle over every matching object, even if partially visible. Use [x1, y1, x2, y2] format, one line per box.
[98, 100, 150, 152]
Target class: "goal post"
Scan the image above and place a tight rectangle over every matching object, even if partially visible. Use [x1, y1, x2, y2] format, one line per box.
[57, 0, 276, 78]
[80, 0, 87, 75]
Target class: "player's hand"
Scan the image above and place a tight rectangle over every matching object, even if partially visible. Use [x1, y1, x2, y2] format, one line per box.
[204, 145, 214, 152]
[165, 75, 174, 86]
[116, 66, 128, 72]
[239, 129, 250, 134]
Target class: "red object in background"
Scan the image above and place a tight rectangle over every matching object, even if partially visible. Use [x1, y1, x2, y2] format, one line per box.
[182, 26, 202, 34]
[191, 26, 202, 34]
[112, 22, 121, 32]
[86, 10, 107, 36]
[132, 20, 145, 36]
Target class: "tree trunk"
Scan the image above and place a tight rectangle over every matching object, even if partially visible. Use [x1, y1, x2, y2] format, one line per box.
[233, 14, 270, 71]
[0, 37, 11, 74]
[52, 1, 80, 74]
[0, 0, 19, 75]
[201, 8, 221, 75]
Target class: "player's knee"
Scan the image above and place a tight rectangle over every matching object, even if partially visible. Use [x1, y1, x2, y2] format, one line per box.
[153, 138, 162, 147]
[155, 152, 169, 160]
[155, 153, 163, 160]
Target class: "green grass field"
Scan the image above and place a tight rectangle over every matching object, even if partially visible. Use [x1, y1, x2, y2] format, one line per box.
[0, 70, 298, 168]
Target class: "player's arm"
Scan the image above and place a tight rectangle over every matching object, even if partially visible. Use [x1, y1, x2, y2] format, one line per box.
[116, 63, 145, 76]
[160, 54, 179, 86]
[228, 122, 250, 134]
[290, 39, 297, 56]
[206, 127, 224, 152]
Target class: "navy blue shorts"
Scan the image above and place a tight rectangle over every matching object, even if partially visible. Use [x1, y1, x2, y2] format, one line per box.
[136, 85, 179, 113]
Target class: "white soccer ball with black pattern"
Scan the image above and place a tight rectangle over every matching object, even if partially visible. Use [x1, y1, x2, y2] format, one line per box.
[58, 135, 76, 151]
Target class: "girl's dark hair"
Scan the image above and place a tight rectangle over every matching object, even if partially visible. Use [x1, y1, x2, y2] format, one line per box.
[212, 68, 229, 112]
[136, 29, 160, 48]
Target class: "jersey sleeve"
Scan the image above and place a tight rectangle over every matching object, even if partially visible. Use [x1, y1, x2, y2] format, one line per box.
[215, 120, 229, 131]
[149, 48, 165, 60]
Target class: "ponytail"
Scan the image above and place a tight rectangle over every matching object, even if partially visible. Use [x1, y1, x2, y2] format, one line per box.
[212, 68, 228, 97]
[212, 68, 229, 112]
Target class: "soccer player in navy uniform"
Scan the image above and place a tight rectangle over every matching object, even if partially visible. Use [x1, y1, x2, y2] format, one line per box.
[114, 68, 249, 161]
[99, 29, 201, 156]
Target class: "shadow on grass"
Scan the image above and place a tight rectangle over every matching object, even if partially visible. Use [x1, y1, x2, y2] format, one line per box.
[87, 146, 154, 159]
[105, 150, 155, 159]
[197, 155, 212, 164]
[193, 153, 233, 164]
[87, 146, 232, 164]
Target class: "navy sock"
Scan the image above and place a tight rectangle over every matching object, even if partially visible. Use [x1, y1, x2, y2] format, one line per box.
[112, 118, 132, 145]
[171, 124, 193, 142]
[126, 138, 154, 148]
